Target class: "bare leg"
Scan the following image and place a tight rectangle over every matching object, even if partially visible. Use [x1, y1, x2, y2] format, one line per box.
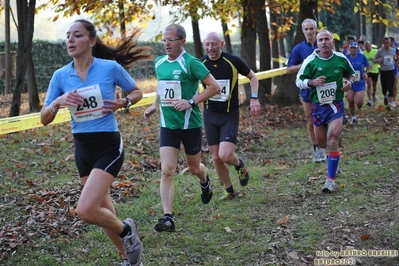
[302, 101, 317, 145]
[159, 147, 179, 215]
[208, 142, 238, 189]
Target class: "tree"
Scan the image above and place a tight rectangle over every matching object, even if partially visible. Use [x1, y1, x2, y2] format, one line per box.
[9, 0, 39, 117]
[320, 0, 356, 48]
[26, 53, 41, 112]
[240, 0, 257, 104]
[190, 8, 203, 58]
[210, 0, 243, 54]
[221, 22, 233, 53]
[41, 0, 153, 39]
[255, 0, 272, 98]
[158, 0, 210, 58]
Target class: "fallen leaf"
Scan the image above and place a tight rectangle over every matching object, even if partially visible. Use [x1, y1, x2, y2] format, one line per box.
[277, 215, 290, 225]
[360, 234, 370, 240]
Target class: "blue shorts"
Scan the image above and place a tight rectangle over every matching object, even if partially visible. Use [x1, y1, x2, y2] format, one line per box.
[311, 100, 345, 127]
[351, 85, 366, 92]
[300, 88, 311, 103]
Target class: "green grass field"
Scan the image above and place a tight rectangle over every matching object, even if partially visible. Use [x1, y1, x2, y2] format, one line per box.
[0, 88, 398, 265]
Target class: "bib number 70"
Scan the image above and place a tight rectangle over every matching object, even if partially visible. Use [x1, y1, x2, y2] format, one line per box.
[164, 88, 175, 99]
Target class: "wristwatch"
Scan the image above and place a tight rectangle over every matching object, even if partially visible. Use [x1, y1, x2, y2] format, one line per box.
[188, 98, 196, 107]
[124, 97, 132, 108]
[251, 93, 258, 99]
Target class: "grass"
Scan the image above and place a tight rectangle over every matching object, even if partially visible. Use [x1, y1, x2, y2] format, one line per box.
[0, 82, 399, 265]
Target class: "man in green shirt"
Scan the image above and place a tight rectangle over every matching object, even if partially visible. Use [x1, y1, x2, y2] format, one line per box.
[144, 24, 220, 232]
[296, 30, 355, 193]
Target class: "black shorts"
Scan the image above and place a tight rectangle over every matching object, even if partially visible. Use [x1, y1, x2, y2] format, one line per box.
[73, 132, 124, 178]
[368, 72, 379, 82]
[203, 109, 239, 146]
[159, 127, 202, 155]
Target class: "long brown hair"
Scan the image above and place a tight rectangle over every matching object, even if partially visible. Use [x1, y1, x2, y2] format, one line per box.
[74, 19, 153, 70]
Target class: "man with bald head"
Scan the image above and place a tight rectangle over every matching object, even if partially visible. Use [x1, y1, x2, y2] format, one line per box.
[200, 32, 260, 200]
[296, 30, 355, 193]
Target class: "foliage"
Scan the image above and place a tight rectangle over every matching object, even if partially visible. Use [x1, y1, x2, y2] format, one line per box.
[355, 0, 399, 27]
[0, 40, 241, 94]
[37, 0, 154, 38]
[319, 0, 356, 47]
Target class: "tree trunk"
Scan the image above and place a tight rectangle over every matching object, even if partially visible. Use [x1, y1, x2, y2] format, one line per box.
[222, 21, 233, 54]
[270, 9, 279, 70]
[191, 18, 203, 58]
[26, 54, 41, 112]
[240, 0, 257, 105]
[375, 3, 386, 44]
[356, 5, 361, 38]
[10, 0, 36, 117]
[255, 0, 272, 100]
[279, 39, 286, 64]
[119, 3, 129, 113]
[274, 0, 317, 106]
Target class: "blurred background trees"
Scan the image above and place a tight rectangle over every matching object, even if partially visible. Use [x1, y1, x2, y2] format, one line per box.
[1, 0, 398, 116]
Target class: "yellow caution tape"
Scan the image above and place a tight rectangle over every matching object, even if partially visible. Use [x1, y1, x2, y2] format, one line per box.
[0, 92, 157, 135]
[0, 68, 286, 135]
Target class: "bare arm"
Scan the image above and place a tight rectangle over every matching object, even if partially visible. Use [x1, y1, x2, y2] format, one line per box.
[40, 89, 84, 126]
[144, 89, 160, 121]
[126, 87, 143, 106]
[194, 73, 220, 104]
[173, 73, 221, 112]
[247, 70, 261, 116]
[286, 64, 302, 75]
[103, 86, 143, 113]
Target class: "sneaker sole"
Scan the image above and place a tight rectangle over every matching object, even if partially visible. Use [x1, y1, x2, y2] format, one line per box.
[322, 187, 334, 193]
[154, 226, 176, 232]
[219, 191, 244, 200]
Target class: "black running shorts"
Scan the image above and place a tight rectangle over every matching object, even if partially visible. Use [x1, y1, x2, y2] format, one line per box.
[73, 132, 124, 178]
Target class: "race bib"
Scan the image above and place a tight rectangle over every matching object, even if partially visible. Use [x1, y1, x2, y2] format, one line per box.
[68, 84, 105, 122]
[210, 79, 230, 102]
[354, 70, 361, 81]
[158, 80, 182, 107]
[316, 81, 337, 104]
[383, 55, 393, 65]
